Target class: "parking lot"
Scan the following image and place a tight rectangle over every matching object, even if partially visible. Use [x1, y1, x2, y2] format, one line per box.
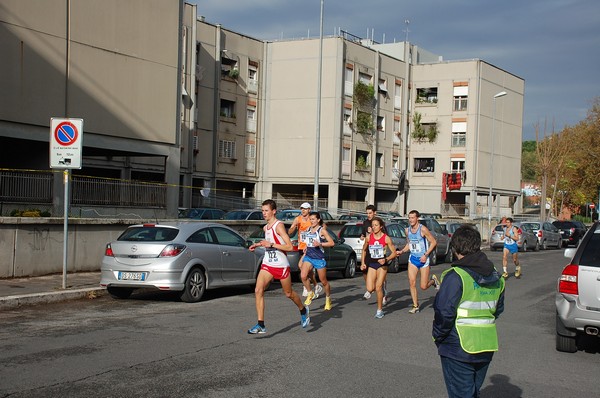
[1, 248, 598, 397]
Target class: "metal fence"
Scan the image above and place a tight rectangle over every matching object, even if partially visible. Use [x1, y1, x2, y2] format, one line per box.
[72, 175, 167, 207]
[0, 170, 53, 204]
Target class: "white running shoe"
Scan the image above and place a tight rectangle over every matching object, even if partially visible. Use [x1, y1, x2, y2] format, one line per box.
[302, 286, 308, 297]
[363, 291, 371, 300]
[382, 295, 389, 306]
[315, 283, 324, 298]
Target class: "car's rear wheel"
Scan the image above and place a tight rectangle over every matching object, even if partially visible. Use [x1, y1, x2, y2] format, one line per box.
[429, 250, 437, 266]
[342, 256, 357, 278]
[179, 267, 206, 303]
[542, 239, 548, 250]
[556, 332, 577, 353]
[107, 286, 134, 299]
[521, 241, 528, 252]
[534, 240, 540, 251]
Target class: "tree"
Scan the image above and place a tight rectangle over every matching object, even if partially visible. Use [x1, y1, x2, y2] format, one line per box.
[535, 121, 568, 220]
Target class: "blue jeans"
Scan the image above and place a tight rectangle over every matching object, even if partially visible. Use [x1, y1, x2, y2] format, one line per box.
[440, 356, 490, 398]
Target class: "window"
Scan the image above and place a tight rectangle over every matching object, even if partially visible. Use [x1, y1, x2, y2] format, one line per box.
[359, 72, 372, 85]
[344, 67, 354, 96]
[221, 55, 238, 78]
[343, 107, 352, 136]
[416, 87, 438, 104]
[451, 158, 465, 172]
[394, 83, 402, 109]
[377, 115, 385, 131]
[219, 140, 236, 159]
[378, 79, 388, 95]
[212, 227, 245, 247]
[220, 99, 235, 118]
[393, 119, 400, 134]
[248, 65, 258, 93]
[376, 153, 384, 168]
[246, 106, 256, 132]
[245, 142, 256, 172]
[342, 147, 351, 175]
[453, 86, 468, 111]
[414, 157, 435, 173]
[356, 149, 370, 171]
[451, 121, 466, 147]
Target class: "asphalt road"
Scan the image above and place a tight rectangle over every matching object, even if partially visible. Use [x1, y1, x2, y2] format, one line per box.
[1, 248, 598, 397]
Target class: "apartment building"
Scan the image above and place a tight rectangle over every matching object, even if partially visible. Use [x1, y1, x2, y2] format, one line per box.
[0, 0, 524, 219]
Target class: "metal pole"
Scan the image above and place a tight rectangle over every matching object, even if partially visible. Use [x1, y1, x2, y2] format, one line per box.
[62, 170, 69, 289]
[487, 99, 496, 228]
[313, 0, 324, 211]
[488, 91, 507, 227]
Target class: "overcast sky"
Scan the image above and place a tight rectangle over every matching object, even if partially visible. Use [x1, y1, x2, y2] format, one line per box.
[189, 0, 599, 141]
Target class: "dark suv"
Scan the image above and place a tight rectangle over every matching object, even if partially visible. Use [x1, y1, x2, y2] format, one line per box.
[553, 220, 587, 247]
[555, 222, 600, 352]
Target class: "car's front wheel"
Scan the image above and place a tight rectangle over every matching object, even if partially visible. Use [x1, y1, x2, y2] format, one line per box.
[179, 267, 206, 303]
[429, 250, 437, 266]
[521, 241, 528, 252]
[542, 239, 548, 250]
[107, 286, 133, 299]
[342, 256, 357, 278]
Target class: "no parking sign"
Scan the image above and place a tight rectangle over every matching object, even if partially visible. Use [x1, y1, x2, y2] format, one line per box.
[50, 118, 83, 169]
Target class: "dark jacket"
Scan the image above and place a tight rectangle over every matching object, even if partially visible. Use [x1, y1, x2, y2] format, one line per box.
[432, 250, 505, 363]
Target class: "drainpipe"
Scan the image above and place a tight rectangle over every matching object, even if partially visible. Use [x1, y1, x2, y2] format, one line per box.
[401, 41, 411, 215]
[471, 60, 482, 219]
[211, 25, 222, 203]
[368, 50, 379, 205]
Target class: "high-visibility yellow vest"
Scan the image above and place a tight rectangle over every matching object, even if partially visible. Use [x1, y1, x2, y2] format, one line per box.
[441, 267, 505, 354]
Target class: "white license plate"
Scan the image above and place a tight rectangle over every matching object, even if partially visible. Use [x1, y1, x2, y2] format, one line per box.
[118, 271, 146, 281]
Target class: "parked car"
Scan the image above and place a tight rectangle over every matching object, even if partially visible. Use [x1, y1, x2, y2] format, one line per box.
[100, 222, 263, 303]
[445, 222, 480, 261]
[418, 218, 451, 264]
[421, 213, 442, 220]
[338, 213, 368, 221]
[338, 221, 409, 272]
[247, 224, 357, 278]
[222, 209, 264, 221]
[179, 207, 225, 220]
[489, 222, 539, 252]
[555, 222, 600, 352]
[520, 221, 562, 250]
[278, 209, 334, 222]
[553, 220, 587, 247]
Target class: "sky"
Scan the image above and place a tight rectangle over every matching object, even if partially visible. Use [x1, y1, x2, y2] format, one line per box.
[189, 0, 600, 141]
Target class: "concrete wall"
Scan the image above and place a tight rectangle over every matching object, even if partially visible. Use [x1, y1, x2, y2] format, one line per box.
[0, 218, 346, 278]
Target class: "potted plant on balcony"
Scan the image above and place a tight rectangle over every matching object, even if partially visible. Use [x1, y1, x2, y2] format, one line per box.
[228, 68, 239, 79]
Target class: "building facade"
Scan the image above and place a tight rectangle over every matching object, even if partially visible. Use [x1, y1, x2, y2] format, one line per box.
[0, 0, 524, 219]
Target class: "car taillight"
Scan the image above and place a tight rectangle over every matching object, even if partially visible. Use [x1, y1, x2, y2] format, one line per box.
[537, 230, 542, 238]
[558, 264, 578, 295]
[105, 244, 114, 257]
[570, 228, 575, 234]
[291, 239, 299, 251]
[159, 244, 186, 257]
[517, 228, 522, 234]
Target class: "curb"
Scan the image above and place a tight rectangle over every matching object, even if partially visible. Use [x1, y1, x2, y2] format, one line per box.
[0, 287, 107, 311]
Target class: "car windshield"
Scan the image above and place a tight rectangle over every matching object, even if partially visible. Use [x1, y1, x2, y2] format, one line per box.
[223, 211, 251, 220]
[118, 226, 179, 242]
[340, 225, 364, 238]
[553, 221, 575, 228]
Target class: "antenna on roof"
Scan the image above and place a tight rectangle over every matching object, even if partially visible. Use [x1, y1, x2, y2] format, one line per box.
[404, 20, 410, 42]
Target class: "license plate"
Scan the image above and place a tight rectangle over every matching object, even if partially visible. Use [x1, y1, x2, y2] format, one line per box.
[118, 271, 146, 281]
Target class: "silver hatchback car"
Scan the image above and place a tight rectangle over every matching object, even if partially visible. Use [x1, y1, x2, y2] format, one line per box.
[556, 222, 600, 352]
[489, 222, 539, 252]
[100, 222, 263, 302]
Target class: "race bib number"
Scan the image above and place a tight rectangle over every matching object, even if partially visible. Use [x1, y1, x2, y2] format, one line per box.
[265, 248, 279, 264]
[369, 242, 384, 259]
[504, 237, 515, 245]
[409, 241, 420, 252]
[305, 232, 318, 247]
[299, 231, 307, 243]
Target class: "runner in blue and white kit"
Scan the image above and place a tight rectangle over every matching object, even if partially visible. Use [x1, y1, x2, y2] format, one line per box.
[398, 210, 439, 314]
[501, 217, 521, 279]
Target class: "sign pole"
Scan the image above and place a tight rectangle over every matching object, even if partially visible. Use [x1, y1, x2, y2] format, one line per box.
[62, 170, 70, 289]
[50, 117, 82, 290]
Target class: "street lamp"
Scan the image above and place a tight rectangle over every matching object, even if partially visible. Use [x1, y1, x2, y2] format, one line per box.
[488, 91, 507, 227]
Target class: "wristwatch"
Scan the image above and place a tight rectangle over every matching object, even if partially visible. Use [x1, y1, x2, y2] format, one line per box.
[270, 242, 274, 248]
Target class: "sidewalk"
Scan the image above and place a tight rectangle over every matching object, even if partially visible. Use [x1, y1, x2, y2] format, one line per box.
[0, 272, 106, 310]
